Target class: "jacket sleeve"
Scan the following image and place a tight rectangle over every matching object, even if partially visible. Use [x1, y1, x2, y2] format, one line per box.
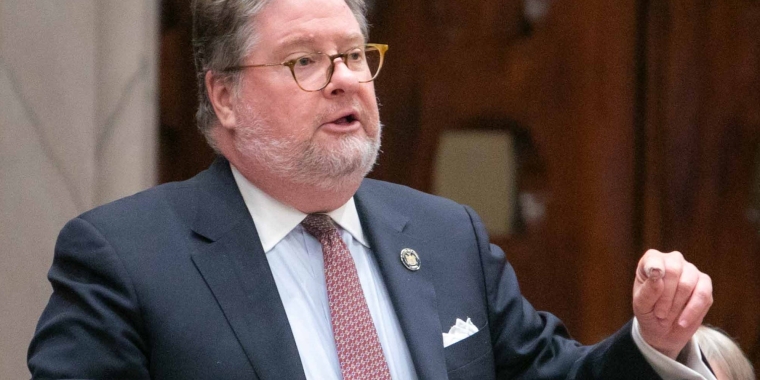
[464, 205, 662, 379]
[27, 217, 150, 379]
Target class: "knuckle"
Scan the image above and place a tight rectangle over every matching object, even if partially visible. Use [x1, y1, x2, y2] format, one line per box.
[679, 272, 699, 290]
[695, 290, 713, 307]
[699, 274, 714, 292]
[706, 292, 714, 307]
[663, 261, 682, 279]
[677, 280, 695, 295]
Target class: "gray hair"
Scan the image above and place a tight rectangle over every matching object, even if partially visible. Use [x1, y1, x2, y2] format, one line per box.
[695, 326, 755, 380]
[191, 0, 369, 150]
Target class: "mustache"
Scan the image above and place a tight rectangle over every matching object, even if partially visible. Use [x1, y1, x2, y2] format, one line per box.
[314, 99, 366, 124]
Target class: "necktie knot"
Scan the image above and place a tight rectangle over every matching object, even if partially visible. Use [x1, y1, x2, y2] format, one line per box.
[301, 214, 335, 240]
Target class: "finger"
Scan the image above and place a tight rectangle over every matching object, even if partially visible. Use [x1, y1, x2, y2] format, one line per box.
[667, 262, 699, 321]
[653, 251, 684, 320]
[675, 272, 713, 329]
[637, 249, 665, 283]
[645, 261, 664, 281]
[634, 250, 667, 314]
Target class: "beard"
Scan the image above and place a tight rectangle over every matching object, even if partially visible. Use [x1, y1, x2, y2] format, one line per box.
[234, 101, 382, 191]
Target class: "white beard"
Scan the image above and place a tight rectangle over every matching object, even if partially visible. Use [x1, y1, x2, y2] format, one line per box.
[233, 101, 381, 190]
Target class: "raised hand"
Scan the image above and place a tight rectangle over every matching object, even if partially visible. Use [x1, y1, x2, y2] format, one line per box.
[632, 249, 713, 359]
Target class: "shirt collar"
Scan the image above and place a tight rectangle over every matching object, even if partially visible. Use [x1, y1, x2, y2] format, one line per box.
[230, 164, 368, 252]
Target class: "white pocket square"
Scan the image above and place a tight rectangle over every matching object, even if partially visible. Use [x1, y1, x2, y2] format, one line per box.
[442, 317, 478, 347]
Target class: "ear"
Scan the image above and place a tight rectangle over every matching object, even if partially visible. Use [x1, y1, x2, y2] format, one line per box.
[205, 70, 237, 130]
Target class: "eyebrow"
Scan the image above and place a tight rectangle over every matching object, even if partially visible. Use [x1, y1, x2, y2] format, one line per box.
[277, 33, 366, 52]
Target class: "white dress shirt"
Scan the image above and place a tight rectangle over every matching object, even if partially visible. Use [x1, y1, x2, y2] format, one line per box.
[231, 166, 418, 380]
[230, 164, 714, 380]
[632, 319, 716, 379]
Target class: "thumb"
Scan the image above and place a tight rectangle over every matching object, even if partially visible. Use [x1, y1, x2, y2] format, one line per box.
[634, 252, 665, 314]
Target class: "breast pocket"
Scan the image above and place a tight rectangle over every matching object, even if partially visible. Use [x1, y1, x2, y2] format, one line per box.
[444, 320, 494, 378]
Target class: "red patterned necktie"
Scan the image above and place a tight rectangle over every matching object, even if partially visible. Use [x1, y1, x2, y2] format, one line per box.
[301, 214, 392, 380]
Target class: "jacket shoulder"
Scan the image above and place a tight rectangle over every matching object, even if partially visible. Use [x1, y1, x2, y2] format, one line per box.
[79, 180, 191, 225]
[359, 178, 473, 222]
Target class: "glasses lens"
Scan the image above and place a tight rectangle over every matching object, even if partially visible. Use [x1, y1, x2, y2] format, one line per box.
[365, 46, 383, 81]
[292, 53, 332, 91]
[291, 46, 385, 91]
[346, 46, 382, 83]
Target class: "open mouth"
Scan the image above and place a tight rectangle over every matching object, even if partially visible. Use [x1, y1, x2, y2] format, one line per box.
[332, 113, 358, 125]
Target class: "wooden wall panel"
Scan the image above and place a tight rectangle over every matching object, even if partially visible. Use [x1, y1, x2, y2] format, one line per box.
[642, 0, 760, 368]
[522, 0, 641, 343]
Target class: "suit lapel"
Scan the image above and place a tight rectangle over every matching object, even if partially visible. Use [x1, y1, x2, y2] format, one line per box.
[355, 185, 448, 380]
[183, 160, 447, 379]
[187, 158, 306, 380]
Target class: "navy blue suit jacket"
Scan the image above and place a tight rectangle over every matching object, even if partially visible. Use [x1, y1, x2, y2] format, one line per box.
[28, 157, 661, 379]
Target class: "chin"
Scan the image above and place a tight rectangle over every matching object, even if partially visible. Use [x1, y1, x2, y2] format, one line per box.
[295, 135, 380, 190]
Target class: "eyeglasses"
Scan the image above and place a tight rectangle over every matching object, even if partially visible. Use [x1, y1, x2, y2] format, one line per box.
[223, 43, 388, 92]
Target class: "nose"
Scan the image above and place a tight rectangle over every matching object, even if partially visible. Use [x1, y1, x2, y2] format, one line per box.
[323, 57, 360, 96]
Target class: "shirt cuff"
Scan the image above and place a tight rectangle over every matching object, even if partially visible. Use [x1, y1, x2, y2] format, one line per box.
[631, 318, 716, 380]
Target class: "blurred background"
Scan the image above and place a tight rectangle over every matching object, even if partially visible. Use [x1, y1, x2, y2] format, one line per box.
[2, 0, 759, 378]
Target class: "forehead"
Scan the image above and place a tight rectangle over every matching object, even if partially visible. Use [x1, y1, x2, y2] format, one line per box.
[254, 0, 363, 50]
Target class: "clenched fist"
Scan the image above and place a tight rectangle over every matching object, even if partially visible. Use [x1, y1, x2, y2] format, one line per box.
[632, 249, 713, 359]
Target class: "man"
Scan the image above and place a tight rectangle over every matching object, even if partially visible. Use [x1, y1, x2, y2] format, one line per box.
[28, 0, 714, 378]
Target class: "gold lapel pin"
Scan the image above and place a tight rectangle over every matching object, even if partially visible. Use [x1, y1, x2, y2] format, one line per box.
[400, 248, 421, 271]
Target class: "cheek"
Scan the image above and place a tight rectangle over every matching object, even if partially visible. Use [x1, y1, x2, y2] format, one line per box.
[254, 91, 312, 131]
[270, 100, 320, 142]
[363, 94, 381, 133]
[239, 75, 308, 124]
[362, 84, 378, 107]
[355, 84, 379, 111]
